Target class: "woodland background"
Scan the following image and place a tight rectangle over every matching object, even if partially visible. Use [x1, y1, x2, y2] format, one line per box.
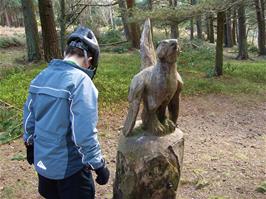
[0, 0, 265, 198]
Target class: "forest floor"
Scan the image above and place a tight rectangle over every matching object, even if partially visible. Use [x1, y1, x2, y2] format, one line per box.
[0, 28, 265, 198]
[0, 93, 265, 199]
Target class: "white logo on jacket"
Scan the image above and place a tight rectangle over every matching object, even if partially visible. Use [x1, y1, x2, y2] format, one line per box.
[37, 161, 47, 170]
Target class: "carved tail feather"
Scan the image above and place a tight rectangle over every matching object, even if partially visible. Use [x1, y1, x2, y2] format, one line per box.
[176, 71, 183, 85]
[140, 18, 156, 70]
[123, 77, 145, 136]
[122, 99, 141, 136]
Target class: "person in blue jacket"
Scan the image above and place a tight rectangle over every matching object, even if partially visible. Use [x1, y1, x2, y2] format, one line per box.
[23, 26, 109, 199]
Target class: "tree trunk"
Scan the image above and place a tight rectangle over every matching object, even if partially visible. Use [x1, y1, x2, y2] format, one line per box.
[237, 4, 249, 60]
[190, 19, 194, 40]
[215, 11, 225, 76]
[225, 10, 233, 47]
[15, 12, 20, 27]
[170, 25, 179, 39]
[113, 127, 184, 199]
[4, 9, 11, 27]
[109, 5, 115, 29]
[193, 0, 202, 39]
[38, 0, 61, 62]
[196, 15, 203, 39]
[147, 0, 154, 38]
[21, 0, 41, 61]
[206, 15, 210, 41]
[190, 0, 195, 40]
[209, 14, 215, 43]
[126, 0, 141, 48]
[60, 0, 66, 55]
[130, 24, 141, 49]
[254, 0, 266, 55]
[232, 9, 237, 46]
[59, 0, 66, 55]
[224, 22, 228, 46]
[169, 0, 179, 39]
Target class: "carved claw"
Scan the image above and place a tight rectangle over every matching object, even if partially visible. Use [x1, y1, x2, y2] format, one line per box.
[149, 122, 166, 136]
[164, 119, 176, 133]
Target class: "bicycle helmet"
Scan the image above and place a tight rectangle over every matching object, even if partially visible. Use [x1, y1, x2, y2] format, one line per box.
[67, 26, 100, 79]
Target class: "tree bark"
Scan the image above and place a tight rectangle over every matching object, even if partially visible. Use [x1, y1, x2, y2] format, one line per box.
[21, 0, 41, 61]
[224, 10, 233, 47]
[237, 3, 249, 60]
[232, 9, 237, 46]
[38, 0, 61, 62]
[113, 127, 184, 199]
[224, 22, 228, 47]
[126, 0, 141, 48]
[169, 0, 179, 39]
[59, 0, 66, 55]
[147, 0, 154, 38]
[190, 0, 195, 40]
[206, 15, 210, 41]
[193, 0, 202, 39]
[254, 0, 266, 55]
[215, 11, 225, 76]
[190, 18, 194, 40]
[209, 14, 215, 43]
[109, 4, 115, 29]
[196, 15, 203, 39]
[4, 9, 11, 27]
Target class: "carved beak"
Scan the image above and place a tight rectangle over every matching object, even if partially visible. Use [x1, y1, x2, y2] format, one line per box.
[169, 40, 178, 51]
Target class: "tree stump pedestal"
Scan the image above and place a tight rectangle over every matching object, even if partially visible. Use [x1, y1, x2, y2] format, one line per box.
[113, 126, 184, 199]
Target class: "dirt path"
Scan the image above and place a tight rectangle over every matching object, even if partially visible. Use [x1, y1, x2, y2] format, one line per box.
[177, 94, 266, 199]
[0, 94, 265, 199]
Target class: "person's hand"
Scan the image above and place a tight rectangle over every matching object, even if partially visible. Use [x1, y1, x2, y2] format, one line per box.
[25, 143, 34, 165]
[95, 164, 110, 185]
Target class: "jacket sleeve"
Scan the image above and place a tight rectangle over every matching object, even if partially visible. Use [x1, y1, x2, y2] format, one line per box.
[70, 76, 103, 170]
[23, 94, 35, 144]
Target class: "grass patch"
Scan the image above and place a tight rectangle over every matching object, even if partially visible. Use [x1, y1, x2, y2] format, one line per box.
[0, 53, 140, 108]
[0, 102, 23, 144]
[2, 48, 265, 108]
[95, 52, 140, 104]
[178, 45, 266, 96]
[0, 52, 140, 144]
[11, 153, 26, 161]
[208, 196, 229, 199]
[99, 29, 123, 44]
[0, 180, 28, 199]
[0, 186, 14, 199]
[0, 46, 266, 143]
[0, 48, 26, 68]
[0, 66, 45, 107]
[0, 35, 25, 49]
[256, 181, 266, 193]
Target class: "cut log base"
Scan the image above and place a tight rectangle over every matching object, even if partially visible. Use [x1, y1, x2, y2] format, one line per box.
[113, 124, 184, 199]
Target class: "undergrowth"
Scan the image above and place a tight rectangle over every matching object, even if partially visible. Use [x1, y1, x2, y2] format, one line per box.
[0, 53, 140, 108]
[0, 46, 266, 144]
[178, 41, 266, 96]
[0, 103, 22, 144]
[0, 35, 25, 48]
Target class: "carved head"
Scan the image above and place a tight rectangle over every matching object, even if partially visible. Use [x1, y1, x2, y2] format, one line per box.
[156, 39, 180, 64]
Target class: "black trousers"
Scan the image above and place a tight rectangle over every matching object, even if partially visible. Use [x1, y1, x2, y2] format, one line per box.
[38, 169, 95, 199]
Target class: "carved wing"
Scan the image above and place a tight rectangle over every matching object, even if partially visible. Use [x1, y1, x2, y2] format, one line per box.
[140, 18, 156, 70]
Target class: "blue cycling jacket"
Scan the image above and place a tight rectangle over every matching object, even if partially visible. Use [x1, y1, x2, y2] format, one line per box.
[23, 59, 103, 180]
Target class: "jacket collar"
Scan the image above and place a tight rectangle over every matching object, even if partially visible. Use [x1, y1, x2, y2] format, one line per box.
[49, 59, 94, 79]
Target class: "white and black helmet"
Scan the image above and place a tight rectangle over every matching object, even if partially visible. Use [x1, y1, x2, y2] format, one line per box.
[67, 26, 100, 79]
